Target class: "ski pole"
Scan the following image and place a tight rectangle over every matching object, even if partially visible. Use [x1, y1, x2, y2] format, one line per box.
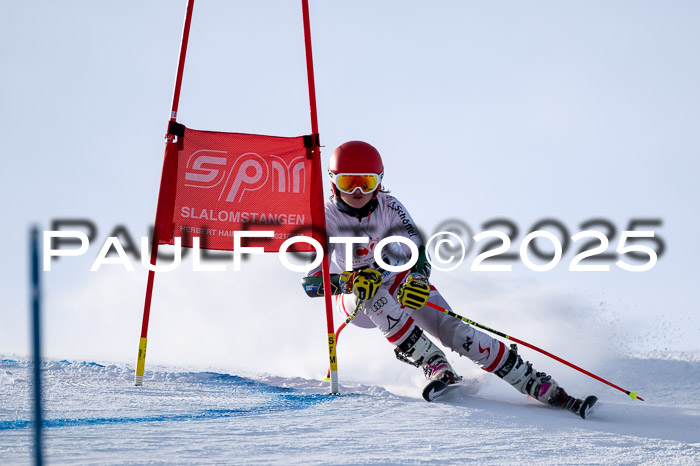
[424, 301, 644, 402]
[324, 305, 361, 381]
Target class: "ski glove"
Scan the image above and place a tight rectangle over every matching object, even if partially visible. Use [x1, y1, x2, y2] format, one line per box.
[340, 269, 383, 300]
[397, 273, 431, 309]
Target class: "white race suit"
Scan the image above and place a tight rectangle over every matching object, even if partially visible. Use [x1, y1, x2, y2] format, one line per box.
[307, 193, 509, 374]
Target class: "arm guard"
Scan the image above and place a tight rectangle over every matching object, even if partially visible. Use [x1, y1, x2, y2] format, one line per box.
[411, 245, 431, 279]
[301, 274, 342, 298]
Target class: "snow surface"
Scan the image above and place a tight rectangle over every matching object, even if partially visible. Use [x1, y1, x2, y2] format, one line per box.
[1, 354, 699, 464]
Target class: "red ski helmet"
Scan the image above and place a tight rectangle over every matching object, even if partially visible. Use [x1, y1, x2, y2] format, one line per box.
[328, 141, 384, 195]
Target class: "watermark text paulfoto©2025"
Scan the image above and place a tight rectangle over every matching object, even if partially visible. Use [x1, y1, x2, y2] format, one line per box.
[41, 217, 663, 273]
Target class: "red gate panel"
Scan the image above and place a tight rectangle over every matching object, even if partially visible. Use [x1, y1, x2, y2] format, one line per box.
[154, 126, 318, 252]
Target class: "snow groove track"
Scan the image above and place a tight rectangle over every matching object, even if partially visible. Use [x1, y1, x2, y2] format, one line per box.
[0, 396, 330, 431]
[0, 359, 333, 431]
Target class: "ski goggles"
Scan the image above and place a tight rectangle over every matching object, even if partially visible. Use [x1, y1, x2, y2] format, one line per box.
[329, 172, 383, 194]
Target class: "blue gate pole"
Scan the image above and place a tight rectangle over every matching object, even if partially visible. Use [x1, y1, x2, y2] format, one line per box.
[30, 226, 43, 466]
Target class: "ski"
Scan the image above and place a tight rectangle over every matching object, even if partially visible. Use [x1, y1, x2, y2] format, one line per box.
[424, 380, 599, 420]
[559, 393, 598, 419]
[573, 395, 598, 419]
[422, 380, 459, 402]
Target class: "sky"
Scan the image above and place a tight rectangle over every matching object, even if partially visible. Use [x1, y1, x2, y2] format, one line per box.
[1, 1, 699, 382]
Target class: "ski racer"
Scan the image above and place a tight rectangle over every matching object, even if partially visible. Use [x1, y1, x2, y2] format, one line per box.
[302, 140, 595, 416]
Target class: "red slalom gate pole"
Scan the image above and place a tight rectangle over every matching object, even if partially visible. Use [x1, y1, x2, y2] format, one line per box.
[135, 0, 196, 387]
[301, 0, 339, 394]
[424, 301, 644, 401]
[324, 322, 347, 381]
[324, 304, 362, 380]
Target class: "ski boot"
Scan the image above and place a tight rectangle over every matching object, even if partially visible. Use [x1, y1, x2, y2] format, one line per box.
[394, 326, 460, 386]
[494, 344, 559, 402]
[495, 344, 597, 418]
